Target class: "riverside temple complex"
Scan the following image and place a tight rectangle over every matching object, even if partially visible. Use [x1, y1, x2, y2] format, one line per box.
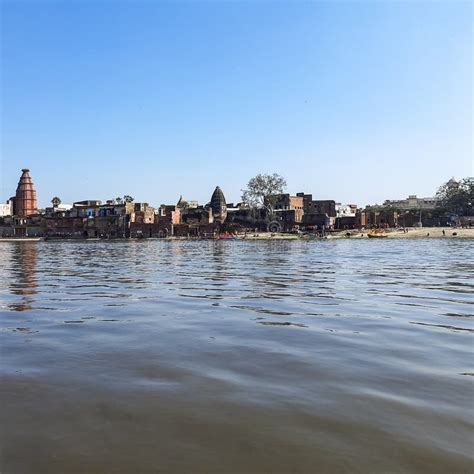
[0, 168, 467, 238]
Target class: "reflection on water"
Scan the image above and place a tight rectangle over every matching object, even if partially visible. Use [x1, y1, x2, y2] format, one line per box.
[0, 239, 473, 473]
[8, 242, 38, 311]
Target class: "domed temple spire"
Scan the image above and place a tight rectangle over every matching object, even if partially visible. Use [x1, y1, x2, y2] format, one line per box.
[210, 186, 227, 224]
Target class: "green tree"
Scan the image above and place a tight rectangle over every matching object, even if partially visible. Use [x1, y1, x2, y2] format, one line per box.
[123, 195, 134, 203]
[436, 177, 473, 216]
[51, 196, 61, 207]
[115, 197, 123, 205]
[241, 173, 287, 217]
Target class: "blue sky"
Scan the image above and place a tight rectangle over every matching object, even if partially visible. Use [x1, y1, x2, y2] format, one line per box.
[1, 1, 472, 208]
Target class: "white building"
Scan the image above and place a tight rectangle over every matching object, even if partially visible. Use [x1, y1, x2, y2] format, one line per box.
[335, 203, 357, 218]
[0, 200, 13, 217]
[54, 203, 73, 211]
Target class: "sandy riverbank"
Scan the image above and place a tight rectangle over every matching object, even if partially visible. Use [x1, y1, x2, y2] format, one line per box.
[335, 227, 474, 239]
[1, 228, 473, 242]
[240, 228, 474, 240]
[0, 237, 43, 242]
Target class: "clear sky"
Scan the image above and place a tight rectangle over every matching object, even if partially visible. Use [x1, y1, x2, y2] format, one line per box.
[1, 0, 472, 208]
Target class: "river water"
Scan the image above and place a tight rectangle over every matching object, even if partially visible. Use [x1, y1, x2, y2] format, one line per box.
[0, 239, 473, 473]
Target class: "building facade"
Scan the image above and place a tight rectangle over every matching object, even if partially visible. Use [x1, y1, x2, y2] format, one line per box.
[0, 200, 13, 217]
[383, 195, 438, 210]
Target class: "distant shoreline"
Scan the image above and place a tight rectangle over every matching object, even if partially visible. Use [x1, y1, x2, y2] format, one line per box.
[1, 227, 473, 242]
[327, 227, 474, 240]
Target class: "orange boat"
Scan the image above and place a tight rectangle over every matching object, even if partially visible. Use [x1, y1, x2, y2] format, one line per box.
[367, 230, 388, 238]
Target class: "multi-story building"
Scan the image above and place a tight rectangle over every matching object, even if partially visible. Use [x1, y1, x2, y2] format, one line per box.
[129, 203, 155, 224]
[295, 193, 337, 228]
[264, 193, 304, 231]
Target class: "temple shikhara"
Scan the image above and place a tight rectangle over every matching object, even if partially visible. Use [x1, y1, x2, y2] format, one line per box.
[12, 168, 38, 216]
[0, 168, 41, 236]
[210, 186, 227, 224]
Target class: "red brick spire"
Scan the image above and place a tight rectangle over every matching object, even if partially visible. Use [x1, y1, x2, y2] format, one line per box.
[14, 168, 38, 216]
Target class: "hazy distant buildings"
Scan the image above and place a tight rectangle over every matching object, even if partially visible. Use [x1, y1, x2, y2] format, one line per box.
[383, 195, 438, 210]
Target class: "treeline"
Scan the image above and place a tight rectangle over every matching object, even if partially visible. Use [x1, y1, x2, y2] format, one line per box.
[435, 178, 473, 217]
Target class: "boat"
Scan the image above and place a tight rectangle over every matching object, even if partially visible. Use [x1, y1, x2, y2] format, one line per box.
[367, 230, 388, 238]
[218, 232, 234, 239]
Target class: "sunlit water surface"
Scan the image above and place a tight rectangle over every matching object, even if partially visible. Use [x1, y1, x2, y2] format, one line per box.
[0, 239, 473, 473]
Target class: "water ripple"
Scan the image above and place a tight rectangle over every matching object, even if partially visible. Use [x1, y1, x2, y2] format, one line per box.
[0, 239, 473, 473]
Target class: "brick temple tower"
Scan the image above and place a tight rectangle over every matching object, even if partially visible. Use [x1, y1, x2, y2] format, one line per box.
[13, 168, 38, 216]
